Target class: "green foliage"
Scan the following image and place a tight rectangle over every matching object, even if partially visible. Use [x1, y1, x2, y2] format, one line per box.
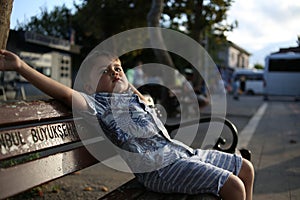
[15, 0, 236, 65]
[164, 0, 236, 63]
[164, 0, 236, 38]
[254, 63, 264, 70]
[16, 5, 72, 40]
[0, 153, 40, 168]
[72, 0, 151, 56]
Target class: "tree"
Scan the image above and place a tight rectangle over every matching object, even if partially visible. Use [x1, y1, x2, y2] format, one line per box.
[254, 63, 264, 70]
[16, 5, 73, 40]
[72, 0, 151, 56]
[162, 0, 236, 87]
[14, 0, 236, 67]
[164, 0, 236, 40]
[163, 0, 236, 56]
[15, 1, 151, 54]
[147, 0, 175, 69]
[147, 0, 176, 112]
[0, 0, 13, 49]
[15, 1, 236, 52]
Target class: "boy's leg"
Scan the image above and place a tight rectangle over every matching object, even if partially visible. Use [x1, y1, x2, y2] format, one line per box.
[238, 158, 255, 200]
[220, 158, 254, 200]
[196, 150, 254, 200]
[142, 156, 240, 196]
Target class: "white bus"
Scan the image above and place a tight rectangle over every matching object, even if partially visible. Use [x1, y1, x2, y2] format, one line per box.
[264, 52, 300, 100]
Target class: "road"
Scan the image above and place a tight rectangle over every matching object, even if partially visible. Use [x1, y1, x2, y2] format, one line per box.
[188, 94, 300, 199]
[11, 94, 300, 200]
[244, 96, 300, 200]
[223, 95, 300, 200]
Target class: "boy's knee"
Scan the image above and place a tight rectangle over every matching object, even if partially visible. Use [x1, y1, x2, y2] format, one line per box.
[240, 158, 255, 181]
[220, 175, 246, 200]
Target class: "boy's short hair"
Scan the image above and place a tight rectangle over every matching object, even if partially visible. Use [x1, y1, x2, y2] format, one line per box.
[80, 51, 119, 79]
[78, 51, 119, 90]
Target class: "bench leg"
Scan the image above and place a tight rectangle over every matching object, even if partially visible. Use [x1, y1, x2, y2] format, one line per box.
[0, 86, 7, 101]
[239, 148, 251, 161]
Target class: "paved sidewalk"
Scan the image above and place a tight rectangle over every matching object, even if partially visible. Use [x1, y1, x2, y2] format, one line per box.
[210, 95, 300, 199]
[238, 98, 300, 200]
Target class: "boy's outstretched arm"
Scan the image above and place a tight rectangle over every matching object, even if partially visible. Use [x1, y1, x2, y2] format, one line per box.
[0, 49, 87, 110]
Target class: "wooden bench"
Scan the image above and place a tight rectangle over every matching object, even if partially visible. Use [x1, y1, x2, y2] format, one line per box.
[0, 99, 103, 199]
[0, 99, 247, 200]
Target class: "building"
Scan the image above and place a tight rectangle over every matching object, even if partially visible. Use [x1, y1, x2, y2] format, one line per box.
[217, 40, 251, 70]
[272, 46, 300, 54]
[215, 41, 251, 91]
[0, 30, 81, 100]
[19, 51, 72, 87]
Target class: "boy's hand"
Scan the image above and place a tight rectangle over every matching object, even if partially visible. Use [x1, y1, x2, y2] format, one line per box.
[0, 49, 22, 71]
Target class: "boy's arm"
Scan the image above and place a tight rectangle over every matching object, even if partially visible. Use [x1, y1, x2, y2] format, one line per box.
[128, 83, 154, 106]
[0, 49, 87, 110]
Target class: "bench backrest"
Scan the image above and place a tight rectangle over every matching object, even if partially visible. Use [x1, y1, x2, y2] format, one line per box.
[0, 100, 101, 199]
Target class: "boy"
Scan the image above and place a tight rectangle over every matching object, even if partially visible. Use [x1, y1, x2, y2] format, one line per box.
[0, 49, 254, 200]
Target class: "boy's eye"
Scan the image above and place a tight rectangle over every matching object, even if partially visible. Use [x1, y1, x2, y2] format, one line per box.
[101, 69, 108, 74]
[115, 67, 122, 72]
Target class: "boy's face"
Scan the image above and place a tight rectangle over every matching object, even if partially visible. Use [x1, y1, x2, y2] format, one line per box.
[86, 55, 129, 94]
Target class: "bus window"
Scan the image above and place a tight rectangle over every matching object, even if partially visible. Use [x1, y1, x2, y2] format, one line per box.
[269, 59, 300, 72]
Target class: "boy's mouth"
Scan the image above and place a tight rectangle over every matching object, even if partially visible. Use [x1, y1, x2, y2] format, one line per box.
[113, 77, 121, 82]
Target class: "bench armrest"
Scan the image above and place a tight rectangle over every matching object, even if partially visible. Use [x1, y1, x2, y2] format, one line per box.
[165, 116, 238, 154]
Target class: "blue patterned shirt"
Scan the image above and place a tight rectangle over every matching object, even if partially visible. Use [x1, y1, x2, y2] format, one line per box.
[81, 92, 194, 173]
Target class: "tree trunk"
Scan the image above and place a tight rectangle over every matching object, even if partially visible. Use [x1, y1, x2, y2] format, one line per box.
[0, 0, 13, 49]
[189, 0, 207, 89]
[147, 0, 174, 68]
[147, 0, 176, 114]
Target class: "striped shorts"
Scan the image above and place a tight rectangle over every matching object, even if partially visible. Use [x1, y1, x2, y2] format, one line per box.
[137, 149, 243, 196]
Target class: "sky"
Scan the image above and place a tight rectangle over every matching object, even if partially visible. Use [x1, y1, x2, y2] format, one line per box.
[226, 0, 300, 66]
[9, 0, 300, 67]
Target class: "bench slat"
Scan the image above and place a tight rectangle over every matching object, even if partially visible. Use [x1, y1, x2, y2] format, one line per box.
[0, 100, 71, 127]
[0, 119, 79, 160]
[186, 195, 219, 200]
[100, 179, 146, 200]
[137, 192, 187, 200]
[0, 146, 98, 199]
[99, 178, 219, 200]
